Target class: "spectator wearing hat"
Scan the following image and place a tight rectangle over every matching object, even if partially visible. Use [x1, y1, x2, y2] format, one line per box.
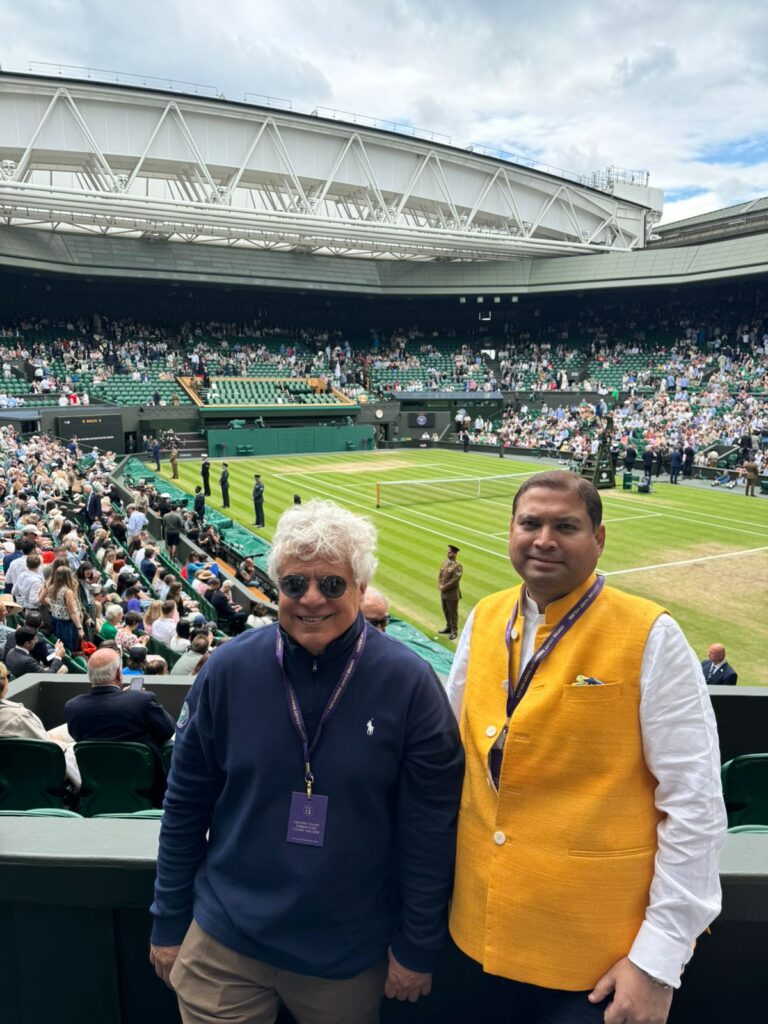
[438, 544, 463, 640]
[193, 568, 215, 597]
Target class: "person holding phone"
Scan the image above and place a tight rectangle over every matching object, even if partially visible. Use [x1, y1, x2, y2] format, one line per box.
[64, 647, 175, 765]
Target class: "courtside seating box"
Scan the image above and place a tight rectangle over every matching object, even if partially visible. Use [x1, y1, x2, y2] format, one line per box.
[5, 676, 193, 732]
[1, 684, 765, 1023]
[0, 819, 765, 1024]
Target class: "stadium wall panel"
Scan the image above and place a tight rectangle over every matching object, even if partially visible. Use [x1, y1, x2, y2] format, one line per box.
[206, 424, 374, 457]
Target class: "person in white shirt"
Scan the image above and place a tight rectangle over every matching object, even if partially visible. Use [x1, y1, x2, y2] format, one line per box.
[151, 601, 178, 647]
[446, 471, 725, 1024]
[11, 553, 45, 611]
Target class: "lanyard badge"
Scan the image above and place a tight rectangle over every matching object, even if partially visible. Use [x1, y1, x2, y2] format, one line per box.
[488, 576, 605, 789]
[277, 625, 367, 846]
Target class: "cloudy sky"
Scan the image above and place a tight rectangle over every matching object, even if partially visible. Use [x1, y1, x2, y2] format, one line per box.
[2, 0, 767, 224]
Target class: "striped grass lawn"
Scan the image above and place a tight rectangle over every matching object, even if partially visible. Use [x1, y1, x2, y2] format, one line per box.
[159, 448, 768, 686]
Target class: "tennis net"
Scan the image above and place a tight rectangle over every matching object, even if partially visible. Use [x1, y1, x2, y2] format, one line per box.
[375, 472, 529, 508]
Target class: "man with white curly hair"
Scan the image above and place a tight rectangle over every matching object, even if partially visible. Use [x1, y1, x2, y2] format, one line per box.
[150, 499, 463, 1024]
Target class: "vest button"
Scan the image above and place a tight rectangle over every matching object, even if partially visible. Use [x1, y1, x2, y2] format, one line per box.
[493, 830, 506, 845]
[486, 725, 497, 737]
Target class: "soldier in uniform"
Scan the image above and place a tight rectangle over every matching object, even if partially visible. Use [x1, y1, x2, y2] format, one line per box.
[200, 455, 211, 497]
[438, 544, 463, 640]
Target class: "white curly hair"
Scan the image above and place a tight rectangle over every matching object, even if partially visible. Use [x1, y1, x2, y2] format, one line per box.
[268, 499, 378, 586]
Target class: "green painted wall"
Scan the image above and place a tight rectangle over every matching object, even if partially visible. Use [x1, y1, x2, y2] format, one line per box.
[206, 425, 375, 457]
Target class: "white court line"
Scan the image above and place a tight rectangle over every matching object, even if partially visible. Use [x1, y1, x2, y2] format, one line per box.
[603, 512, 663, 525]
[638, 508, 768, 541]
[600, 490, 768, 532]
[604, 545, 768, 577]
[296, 472, 510, 560]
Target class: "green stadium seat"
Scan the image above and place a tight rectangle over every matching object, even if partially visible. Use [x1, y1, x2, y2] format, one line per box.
[74, 741, 157, 817]
[0, 737, 69, 810]
[162, 740, 174, 776]
[727, 824, 768, 833]
[721, 754, 768, 827]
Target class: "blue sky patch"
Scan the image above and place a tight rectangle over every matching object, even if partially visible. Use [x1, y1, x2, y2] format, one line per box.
[664, 186, 709, 202]
[697, 136, 768, 166]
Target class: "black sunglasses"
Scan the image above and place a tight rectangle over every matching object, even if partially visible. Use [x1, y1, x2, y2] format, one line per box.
[277, 574, 350, 599]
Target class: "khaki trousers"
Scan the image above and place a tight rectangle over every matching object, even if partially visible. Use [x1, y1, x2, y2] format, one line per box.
[170, 920, 387, 1024]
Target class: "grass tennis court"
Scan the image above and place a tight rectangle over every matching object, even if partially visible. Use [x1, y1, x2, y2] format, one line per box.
[162, 449, 768, 685]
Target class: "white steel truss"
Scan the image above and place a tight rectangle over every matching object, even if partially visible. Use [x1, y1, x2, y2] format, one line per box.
[0, 74, 659, 261]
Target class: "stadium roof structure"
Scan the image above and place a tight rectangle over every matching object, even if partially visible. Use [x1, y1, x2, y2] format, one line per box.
[654, 195, 768, 248]
[0, 72, 663, 263]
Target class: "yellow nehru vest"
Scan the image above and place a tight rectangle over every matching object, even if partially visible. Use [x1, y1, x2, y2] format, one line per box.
[450, 574, 666, 991]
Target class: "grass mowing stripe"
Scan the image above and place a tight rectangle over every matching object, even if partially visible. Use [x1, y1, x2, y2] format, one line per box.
[158, 452, 767, 684]
[296, 471, 514, 561]
[604, 545, 768, 576]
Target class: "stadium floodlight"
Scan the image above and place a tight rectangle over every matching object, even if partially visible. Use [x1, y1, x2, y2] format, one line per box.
[375, 472, 530, 508]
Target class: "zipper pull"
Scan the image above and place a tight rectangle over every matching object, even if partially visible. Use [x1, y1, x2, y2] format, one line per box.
[312, 659, 318, 673]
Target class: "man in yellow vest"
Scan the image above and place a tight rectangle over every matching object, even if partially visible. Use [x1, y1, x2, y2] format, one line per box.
[447, 470, 725, 1024]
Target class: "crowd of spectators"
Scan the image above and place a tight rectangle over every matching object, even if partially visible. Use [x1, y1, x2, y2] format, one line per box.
[0, 424, 276, 683]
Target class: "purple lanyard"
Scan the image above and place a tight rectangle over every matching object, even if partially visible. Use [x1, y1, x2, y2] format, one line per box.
[276, 624, 368, 797]
[503, 575, 605, 719]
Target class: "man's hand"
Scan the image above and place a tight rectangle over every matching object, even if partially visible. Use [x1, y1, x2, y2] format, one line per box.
[589, 956, 673, 1024]
[53, 640, 65, 656]
[149, 944, 181, 989]
[383, 947, 432, 1003]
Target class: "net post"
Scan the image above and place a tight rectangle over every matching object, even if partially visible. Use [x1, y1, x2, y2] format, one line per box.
[375, 482, 381, 508]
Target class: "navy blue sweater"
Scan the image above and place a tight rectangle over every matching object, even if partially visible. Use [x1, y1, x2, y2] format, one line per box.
[150, 615, 464, 978]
